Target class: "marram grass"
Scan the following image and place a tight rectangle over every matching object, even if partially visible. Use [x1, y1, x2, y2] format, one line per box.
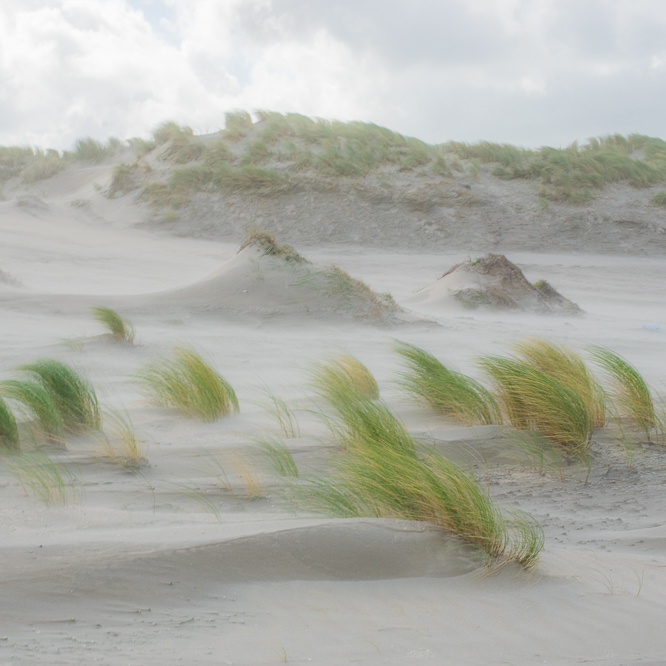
[588, 346, 660, 441]
[0, 377, 65, 446]
[0, 396, 20, 451]
[479, 354, 593, 457]
[6, 452, 78, 506]
[20, 358, 100, 434]
[91, 306, 136, 344]
[310, 353, 380, 406]
[99, 408, 145, 470]
[298, 391, 543, 566]
[256, 435, 299, 478]
[136, 346, 239, 421]
[512, 339, 606, 428]
[394, 341, 501, 425]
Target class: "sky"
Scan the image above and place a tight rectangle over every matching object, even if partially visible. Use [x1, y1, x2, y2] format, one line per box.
[1, 0, 665, 151]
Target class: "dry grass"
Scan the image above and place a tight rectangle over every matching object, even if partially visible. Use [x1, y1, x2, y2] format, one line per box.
[239, 229, 308, 263]
[227, 452, 264, 497]
[98, 408, 145, 470]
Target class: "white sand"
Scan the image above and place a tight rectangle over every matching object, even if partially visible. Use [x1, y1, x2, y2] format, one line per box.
[2, 186, 666, 665]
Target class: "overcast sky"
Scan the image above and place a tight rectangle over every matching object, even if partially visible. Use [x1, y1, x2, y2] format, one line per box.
[1, 0, 665, 151]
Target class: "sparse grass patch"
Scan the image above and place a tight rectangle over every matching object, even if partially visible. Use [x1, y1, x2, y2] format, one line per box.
[0, 396, 20, 451]
[136, 346, 239, 421]
[21, 149, 63, 183]
[224, 110, 254, 141]
[258, 389, 300, 438]
[5, 451, 78, 505]
[256, 435, 299, 477]
[152, 122, 204, 163]
[394, 341, 501, 425]
[98, 408, 145, 470]
[90, 306, 136, 343]
[70, 137, 120, 163]
[107, 163, 138, 198]
[227, 452, 264, 497]
[239, 229, 307, 263]
[214, 165, 286, 194]
[588, 346, 660, 441]
[651, 191, 666, 207]
[20, 358, 101, 435]
[325, 265, 399, 317]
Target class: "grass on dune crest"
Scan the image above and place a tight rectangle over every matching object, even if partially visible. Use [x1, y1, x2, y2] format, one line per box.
[588, 346, 661, 442]
[298, 393, 543, 566]
[394, 341, 501, 426]
[0, 396, 20, 451]
[136, 346, 239, 422]
[478, 354, 594, 458]
[512, 339, 607, 429]
[310, 353, 380, 406]
[0, 377, 65, 446]
[20, 359, 101, 434]
[90, 306, 136, 344]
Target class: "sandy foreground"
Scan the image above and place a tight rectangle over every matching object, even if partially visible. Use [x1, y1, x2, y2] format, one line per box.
[2, 197, 666, 665]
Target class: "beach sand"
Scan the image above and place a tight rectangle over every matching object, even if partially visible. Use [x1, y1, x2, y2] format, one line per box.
[1, 168, 666, 665]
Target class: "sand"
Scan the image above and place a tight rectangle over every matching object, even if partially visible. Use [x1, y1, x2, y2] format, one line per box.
[2, 165, 666, 665]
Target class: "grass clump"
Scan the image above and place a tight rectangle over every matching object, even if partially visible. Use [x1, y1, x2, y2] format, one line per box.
[90, 306, 136, 343]
[0, 377, 65, 446]
[20, 359, 101, 435]
[588, 346, 660, 441]
[70, 137, 120, 163]
[224, 110, 254, 141]
[512, 339, 606, 428]
[152, 122, 204, 163]
[21, 149, 63, 183]
[310, 353, 380, 405]
[325, 265, 399, 317]
[0, 396, 20, 451]
[394, 341, 501, 426]
[99, 408, 145, 470]
[136, 346, 239, 422]
[479, 355, 594, 457]
[257, 435, 299, 477]
[300, 395, 543, 566]
[107, 163, 138, 198]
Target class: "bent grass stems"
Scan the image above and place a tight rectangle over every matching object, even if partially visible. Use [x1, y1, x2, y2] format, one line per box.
[309, 353, 380, 407]
[98, 408, 145, 471]
[90, 306, 136, 344]
[255, 434, 299, 478]
[136, 346, 239, 422]
[394, 341, 501, 425]
[0, 396, 20, 451]
[6, 451, 80, 506]
[20, 358, 101, 434]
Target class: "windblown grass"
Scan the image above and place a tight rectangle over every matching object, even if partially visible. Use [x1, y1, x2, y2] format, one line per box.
[256, 435, 299, 477]
[394, 341, 501, 425]
[107, 163, 138, 198]
[299, 395, 543, 565]
[0, 377, 65, 446]
[651, 191, 666, 207]
[325, 265, 399, 317]
[90, 306, 136, 343]
[512, 339, 606, 428]
[70, 137, 120, 163]
[258, 389, 300, 438]
[588, 346, 660, 442]
[6, 451, 78, 505]
[136, 346, 239, 421]
[239, 229, 307, 263]
[20, 358, 101, 434]
[0, 396, 20, 451]
[227, 452, 264, 497]
[152, 121, 204, 163]
[478, 355, 594, 457]
[310, 353, 380, 405]
[224, 110, 254, 141]
[99, 408, 145, 470]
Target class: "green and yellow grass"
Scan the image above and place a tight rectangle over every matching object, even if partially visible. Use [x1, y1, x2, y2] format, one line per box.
[136, 346, 239, 421]
[310, 353, 380, 406]
[90, 306, 136, 344]
[394, 341, 501, 425]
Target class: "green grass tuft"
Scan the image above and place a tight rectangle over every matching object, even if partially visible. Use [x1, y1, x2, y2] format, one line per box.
[90, 306, 136, 343]
[478, 354, 593, 457]
[257, 435, 299, 477]
[136, 346, 239, 421]
[310, 353, 380, 406]
[6, 452, 78, 505]
[651, 191, 666, 207]
[394, 341, 501, 425]
[19, 358, 101, 434]
[588, 346, 659, 441]
[1, 377, 65, 446]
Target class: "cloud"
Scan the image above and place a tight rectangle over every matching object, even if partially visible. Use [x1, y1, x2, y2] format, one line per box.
[0, 0, 665, 150]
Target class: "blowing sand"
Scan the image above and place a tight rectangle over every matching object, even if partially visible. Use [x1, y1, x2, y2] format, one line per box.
[2, 188, 666, 665]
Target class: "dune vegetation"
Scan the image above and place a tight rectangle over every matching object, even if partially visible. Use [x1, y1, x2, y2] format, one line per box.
[310, 353, 380, 406]
[136, 346, 239, 421]
[0, 395, 20, 451]
[90, 305, 136, 344]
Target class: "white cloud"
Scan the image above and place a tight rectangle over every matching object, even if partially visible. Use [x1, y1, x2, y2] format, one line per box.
[1, 0, 666, 150]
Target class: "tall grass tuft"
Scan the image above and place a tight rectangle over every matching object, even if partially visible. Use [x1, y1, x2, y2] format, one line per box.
[299, 395, 543, 566]
[394, 341, 501, 425]
[99, 408, 145, 470]
[6, 452, 78, 505]
[0, 396, 20, 451]
[479, 355, 593, 457]
[512, 338, 606, 428]
[136, 346, 239, 421]
[1, 377, 65, 446]
[310, 353, 380, 406]
[20, 358, 101, 434]
[90, 305, 136, 343]
[588, 346, 659, 441]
